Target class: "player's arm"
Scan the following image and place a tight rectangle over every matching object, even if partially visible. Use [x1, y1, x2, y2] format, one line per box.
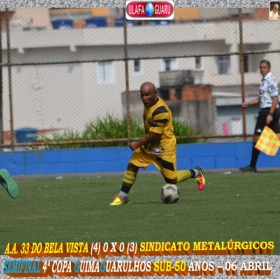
[242, 97, 260, 108]
[266, 82, 279, 124]
[129, 132, 161, 151]
[269, 96, 279, 114]
[266, 96, 279, 124]
[129, 109, 168, 151]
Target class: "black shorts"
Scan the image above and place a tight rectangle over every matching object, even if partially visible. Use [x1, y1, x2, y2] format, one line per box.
[254, 108, 280, 135]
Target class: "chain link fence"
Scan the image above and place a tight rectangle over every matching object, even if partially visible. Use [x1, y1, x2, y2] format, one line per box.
[0, 7, 279, 148]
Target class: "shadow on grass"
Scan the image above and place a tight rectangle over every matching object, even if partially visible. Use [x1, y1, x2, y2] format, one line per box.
[128, 202, 163, 205]
[129, 201, 183, 205]
[257, 170, 280, 173]
[238, 170, 280, 174]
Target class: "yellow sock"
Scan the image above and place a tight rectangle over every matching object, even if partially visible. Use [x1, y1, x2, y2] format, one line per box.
[177, 170, 192, 183]
[122, 170, 137, 187]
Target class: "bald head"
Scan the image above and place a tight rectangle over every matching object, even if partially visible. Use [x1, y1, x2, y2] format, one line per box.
[140, 82, 157, 93]
[140, 82, 158, 107]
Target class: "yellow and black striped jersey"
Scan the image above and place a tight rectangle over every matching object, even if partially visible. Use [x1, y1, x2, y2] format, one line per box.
[143, 96, 176, 154]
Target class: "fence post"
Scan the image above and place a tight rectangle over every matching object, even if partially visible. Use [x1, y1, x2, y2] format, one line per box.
[123, 8, 131, 146]
[239, 8, 247, 141]
[5, 8, 15, 149]
[0, 12, 3, 148]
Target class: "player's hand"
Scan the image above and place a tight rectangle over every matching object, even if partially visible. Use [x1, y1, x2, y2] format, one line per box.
[266, 114, 273, 125]
[129, 141, 140, 151]
[242, 102, 249, 108]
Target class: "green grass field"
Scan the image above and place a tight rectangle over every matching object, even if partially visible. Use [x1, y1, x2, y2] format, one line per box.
[0, 171, 279, 254]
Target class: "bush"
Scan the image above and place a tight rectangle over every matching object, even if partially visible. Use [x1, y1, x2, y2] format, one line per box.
[38, 115, 203, 149]
[172, 117, 202, 144]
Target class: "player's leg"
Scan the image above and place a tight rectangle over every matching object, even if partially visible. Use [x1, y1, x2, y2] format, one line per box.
[239, 110, 265, 173]
[239, 135, 259, 173]
[0, 169, 19, 199]
[110, 148, 149, 206]
[249, 134, 260, 170]
[176, 167, 206, 190]
[110, 163, 139, 205]
[154, 153, 206, 190]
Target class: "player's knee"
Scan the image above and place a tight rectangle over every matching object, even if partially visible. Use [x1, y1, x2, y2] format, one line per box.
[127, 163, 139, 172]
[163, 176, 177, 184]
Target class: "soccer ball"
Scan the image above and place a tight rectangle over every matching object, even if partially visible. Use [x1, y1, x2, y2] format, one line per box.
[160, 184, 180, 204]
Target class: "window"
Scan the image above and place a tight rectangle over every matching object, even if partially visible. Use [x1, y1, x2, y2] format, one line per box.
[134, 60, 141, 72]
[98, 61, 114, 83]
[162, 58, 176, 71]
[195, 56, 202, 69]
[217, 55, 231, 75]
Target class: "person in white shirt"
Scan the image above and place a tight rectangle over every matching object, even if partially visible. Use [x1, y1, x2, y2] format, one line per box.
[239, 60, 280, 172]
[269, 4, 279, 19]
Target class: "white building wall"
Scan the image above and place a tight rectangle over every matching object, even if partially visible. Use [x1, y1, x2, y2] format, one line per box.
[2, 20, 279, 133]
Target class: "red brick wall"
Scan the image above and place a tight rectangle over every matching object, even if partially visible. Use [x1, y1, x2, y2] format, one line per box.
[255, 8, 269, 20]
[73, 20, 86, 29]
[181, 85, 212, 101]
[168, 88, 179, 101]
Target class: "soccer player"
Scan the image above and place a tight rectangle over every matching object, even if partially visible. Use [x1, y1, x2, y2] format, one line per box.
[0, 169, 19, 199]
[239, 60, 280, 173]
[110, 82, 206, 206]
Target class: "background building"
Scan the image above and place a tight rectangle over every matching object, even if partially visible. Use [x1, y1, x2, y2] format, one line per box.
[0, 7, 277, 143]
